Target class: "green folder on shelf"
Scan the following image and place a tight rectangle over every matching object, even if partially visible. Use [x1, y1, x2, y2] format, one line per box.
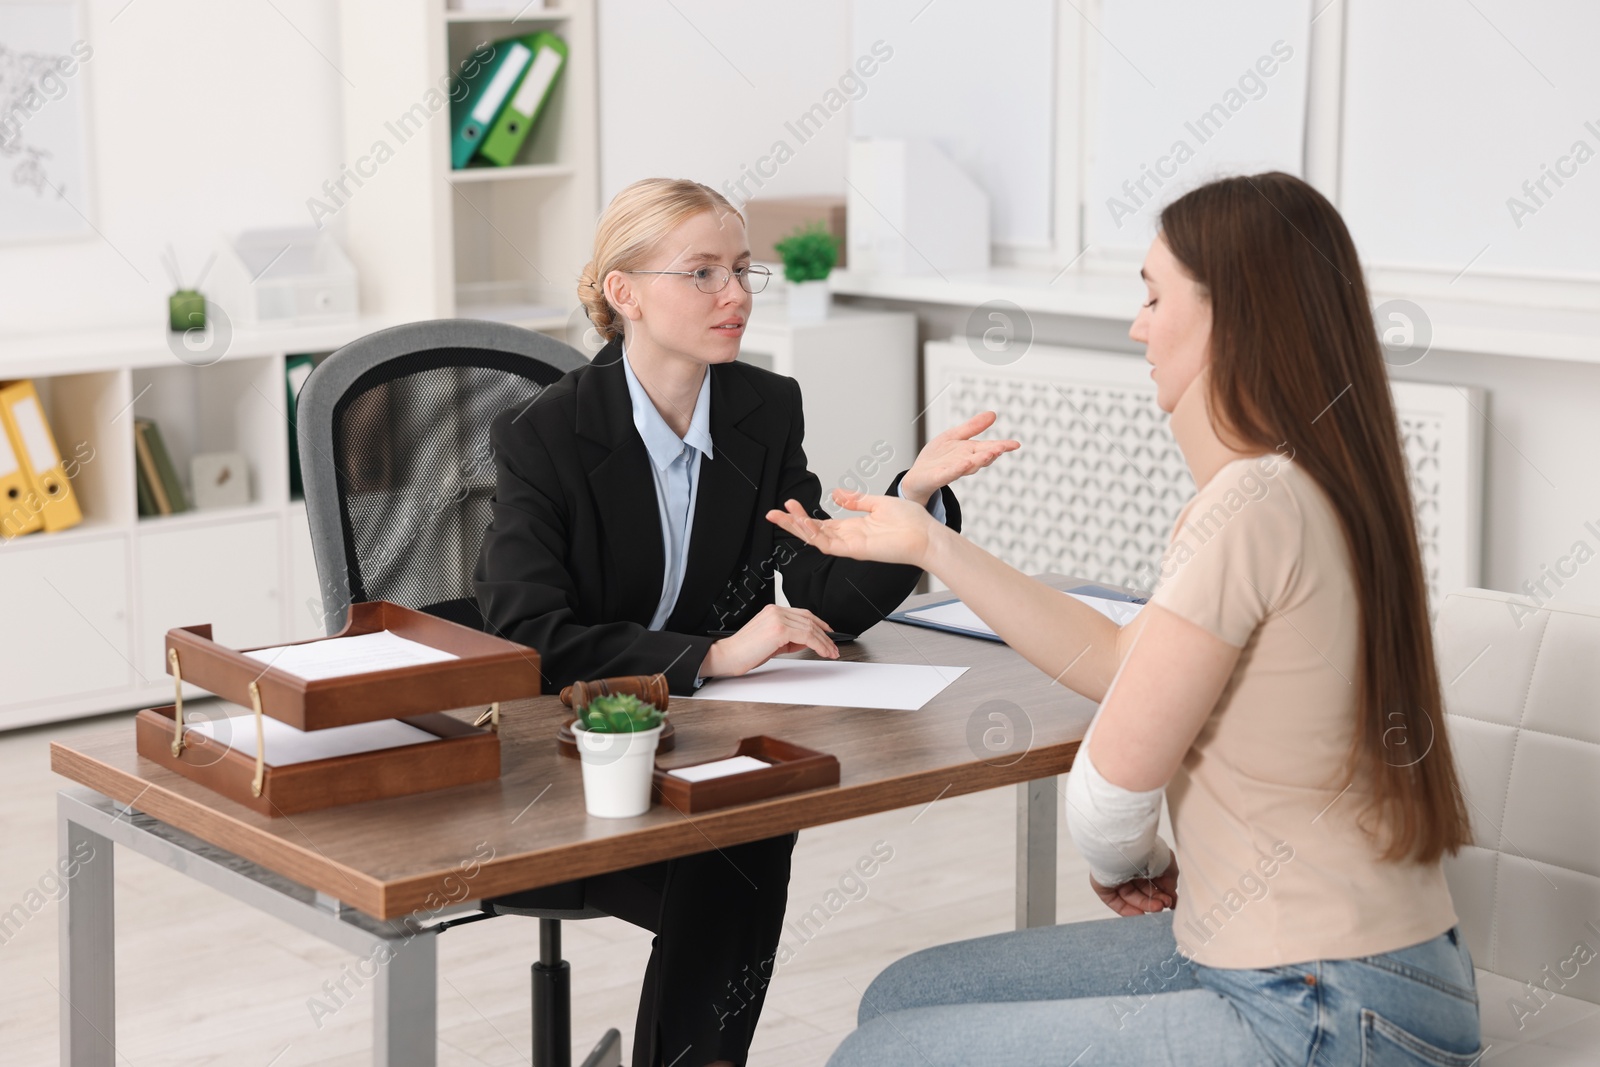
[134, 417, 189, 516]
[134, 459, 156, 517]
[286, 354, 314, 500]
[450, 36, 536, 169]
[478, 32, 567, 167]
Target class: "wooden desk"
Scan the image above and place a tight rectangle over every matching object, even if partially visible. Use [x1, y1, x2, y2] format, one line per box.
[52, 575, 1097, 1066]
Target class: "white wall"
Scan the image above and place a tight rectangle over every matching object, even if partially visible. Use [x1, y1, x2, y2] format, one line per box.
[596, 0, 853, 207]
[838, 294, 1600, 610]
[1341, 0, 1600, 277]
[851, 0, 1057, 250]
[589, 0, 1600, 610]
[1396, 350, 1600, 606]
[1083, 0, 1310, 254]
[0, 0, 344, 335]
[9, 0, 1600, 610]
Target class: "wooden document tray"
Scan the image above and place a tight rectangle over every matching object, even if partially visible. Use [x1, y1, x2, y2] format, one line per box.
[652, 736, 840, 814]
[135, 705, 498, 817]
[133, 601, 542, 816]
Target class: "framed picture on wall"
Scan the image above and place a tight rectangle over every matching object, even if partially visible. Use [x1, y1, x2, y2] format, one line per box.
[0, 0, 93, 244]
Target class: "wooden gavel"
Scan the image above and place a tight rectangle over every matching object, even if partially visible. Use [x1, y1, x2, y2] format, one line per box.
[558, 673, 670, 712]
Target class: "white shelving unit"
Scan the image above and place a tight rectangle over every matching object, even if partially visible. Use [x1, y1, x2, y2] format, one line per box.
[0, 321, 388, 731]
[3, 3, 601, 731]
[336, 0, 600, 338]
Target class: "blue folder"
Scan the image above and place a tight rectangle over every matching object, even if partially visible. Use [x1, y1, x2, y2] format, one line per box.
[887, 584, 1148, 644]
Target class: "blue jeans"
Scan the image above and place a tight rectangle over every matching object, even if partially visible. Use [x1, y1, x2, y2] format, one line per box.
[826, 912, 1481, 1066]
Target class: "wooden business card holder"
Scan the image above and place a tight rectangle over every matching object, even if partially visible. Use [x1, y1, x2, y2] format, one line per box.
[652, 736, 840, 814]
[133, 601, 542, 816]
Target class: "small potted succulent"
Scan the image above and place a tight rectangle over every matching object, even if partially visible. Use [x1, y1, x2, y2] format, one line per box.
[571, 693, 666, 818]
[773, 221, 838, 322]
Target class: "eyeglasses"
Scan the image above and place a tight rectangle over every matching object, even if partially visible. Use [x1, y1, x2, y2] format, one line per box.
[623, 263, 772, 295]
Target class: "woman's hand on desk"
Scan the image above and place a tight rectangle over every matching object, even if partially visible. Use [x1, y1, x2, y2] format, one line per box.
[899, 410, 1020, 505]
[766, 490, 944, 569]
[700, 603, 841, 678]
[1090, 855, 1180, 917]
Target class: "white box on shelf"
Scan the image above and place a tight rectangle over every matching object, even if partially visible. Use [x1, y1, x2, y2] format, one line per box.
[191, 451, 252, 510]
[211, 228, 359, 328]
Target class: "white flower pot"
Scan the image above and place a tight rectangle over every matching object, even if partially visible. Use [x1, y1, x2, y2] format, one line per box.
[787, 278, 831, 321]
[574, 723, 664, 818]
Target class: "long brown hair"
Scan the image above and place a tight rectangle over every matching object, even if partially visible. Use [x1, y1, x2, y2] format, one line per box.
[1160, 172, 1471, 864]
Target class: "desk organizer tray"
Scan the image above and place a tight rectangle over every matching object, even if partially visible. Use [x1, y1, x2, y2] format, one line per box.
[652, 736, 840, 814]
[133, 601, 542, 815]
[135, 705, 498, 816]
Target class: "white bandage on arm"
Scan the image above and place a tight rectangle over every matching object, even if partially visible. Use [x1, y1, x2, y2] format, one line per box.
[1064, 732, 1173, 887]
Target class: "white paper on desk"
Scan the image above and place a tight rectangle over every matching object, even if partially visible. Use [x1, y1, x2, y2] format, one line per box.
[187, 713, 439, 767]
[682, 659, 967, 711]
[243, 631, 458, 681]
[667, 755, 771, 782]
[904, 590, 1145, 636]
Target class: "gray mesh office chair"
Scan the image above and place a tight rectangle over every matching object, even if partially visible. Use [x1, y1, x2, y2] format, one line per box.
[297, 319, 621, 1067]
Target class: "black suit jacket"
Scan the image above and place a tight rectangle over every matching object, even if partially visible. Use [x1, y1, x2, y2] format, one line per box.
[472, 340, 961, 694]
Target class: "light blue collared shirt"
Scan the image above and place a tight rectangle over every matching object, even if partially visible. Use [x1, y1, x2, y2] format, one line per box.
[912, 477, 949, 525]
[621, 346, 714, 631]
[620, 347, 949, 638]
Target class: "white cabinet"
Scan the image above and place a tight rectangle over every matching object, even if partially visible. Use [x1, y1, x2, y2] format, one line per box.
[135, 516, 284, 684]
[0, 535, 132, 726]
[0, 320, 378, 727]
[739, 302, 920, 511]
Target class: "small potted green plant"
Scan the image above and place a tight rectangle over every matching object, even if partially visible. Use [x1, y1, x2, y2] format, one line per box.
[571, 693, 666, 818]
[773, 221, 838, 322]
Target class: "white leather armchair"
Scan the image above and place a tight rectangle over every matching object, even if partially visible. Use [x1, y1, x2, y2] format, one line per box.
[1437, 589, 1600, 1064]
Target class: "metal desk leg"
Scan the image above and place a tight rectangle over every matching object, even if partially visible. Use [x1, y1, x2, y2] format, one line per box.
[59, 798, 116, 1066]
[56, 788, 450, 1067]
[376, 929, 438, 1067]
[1015, 777, 1057, 929]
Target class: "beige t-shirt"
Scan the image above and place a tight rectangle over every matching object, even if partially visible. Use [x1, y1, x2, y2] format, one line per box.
[1149, 452, 1456, 968]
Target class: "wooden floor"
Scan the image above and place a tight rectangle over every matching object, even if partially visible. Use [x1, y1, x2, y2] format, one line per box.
[4, 705, 1110, 1066]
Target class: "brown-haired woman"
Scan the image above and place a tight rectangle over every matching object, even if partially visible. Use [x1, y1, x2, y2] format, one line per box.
[771, 172, 1481, 1066]
[475, 178, 1016, 1066]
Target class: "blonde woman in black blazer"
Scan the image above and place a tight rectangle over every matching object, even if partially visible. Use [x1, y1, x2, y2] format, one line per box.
[474, 178, 1016, 1067]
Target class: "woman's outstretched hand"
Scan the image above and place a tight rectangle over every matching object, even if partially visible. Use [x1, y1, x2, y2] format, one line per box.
[899, 410, 1020, 506]
[765, 490, 940, 569]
